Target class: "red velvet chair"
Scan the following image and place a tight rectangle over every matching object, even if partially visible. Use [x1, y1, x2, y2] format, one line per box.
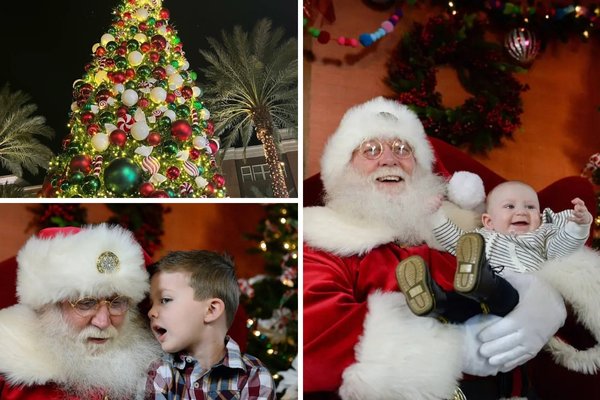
[304, 136, 600, 398]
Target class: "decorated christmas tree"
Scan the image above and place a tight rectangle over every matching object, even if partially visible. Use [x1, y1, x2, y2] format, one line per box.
[238, 204, 298, 396]
[42, 0, 226, 198]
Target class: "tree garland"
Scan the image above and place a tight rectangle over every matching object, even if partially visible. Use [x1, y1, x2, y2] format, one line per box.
[387, 14, 529, 153]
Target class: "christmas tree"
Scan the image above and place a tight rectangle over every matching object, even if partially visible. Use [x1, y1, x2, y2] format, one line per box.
[42, 0, 226, 198]
[238, 204, 298, 396]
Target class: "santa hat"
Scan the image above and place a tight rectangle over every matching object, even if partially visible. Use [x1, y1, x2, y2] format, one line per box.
[16, 224, 149, 309]
[320, 96, 435, 191]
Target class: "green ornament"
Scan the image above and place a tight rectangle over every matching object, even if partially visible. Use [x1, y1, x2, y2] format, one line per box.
[137, 65, 151, 79]
[60, 181, 71, 192]
[158, 116, 172, 129]
[193, 100, 203, 110]
[127, 39, 139, 51]
[108, 27, 116, 35]
[129, 26, 138, 35]
[81, 175, 100, 195]
[165, 188, 176, 198]
[115, 56, 127, 70]
[156, 79, 168, 89]
[147, 17, 156, 26]
[103, 158, 142, 196]
[83, 104, 93, 111]
[197, 165, 205, 175]
[69, 171, 85, 185]
[176, 105, 190, 118]
[162, 140, 179, 155]
[189, 71, 197, 81]
[125, 81, 136, 90]
[170, 60, 179, 68]
[171, 36, 181, 45]
[99, 111, 115, 124]
[67, 145, 82, 156]
[192, 125, 202, 135]
[106, 41, 118, 52]
[168, 103, 177, 111]
[179, 71, 188, 80]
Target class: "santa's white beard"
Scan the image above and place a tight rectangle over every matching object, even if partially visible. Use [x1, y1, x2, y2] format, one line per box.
[326, 166, 447, 246]
[38, 306, 160, 400]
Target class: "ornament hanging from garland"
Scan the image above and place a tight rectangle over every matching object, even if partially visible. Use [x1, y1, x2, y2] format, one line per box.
[504, 27, 540, 64]
[386, 15, 529, 153]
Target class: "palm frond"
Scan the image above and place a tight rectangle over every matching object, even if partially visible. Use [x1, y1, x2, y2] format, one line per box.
[0, 84, 55, 177]
[0, 183, 26, 198]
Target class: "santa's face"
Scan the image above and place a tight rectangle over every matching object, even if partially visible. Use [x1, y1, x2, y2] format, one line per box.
[60, 298, 126, 353]
[148, 270, 210, 359]
[350, 138, 416, 193]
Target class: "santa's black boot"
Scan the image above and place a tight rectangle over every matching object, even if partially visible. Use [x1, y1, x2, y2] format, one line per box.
[453, 232, 519, 316]
[396, 256, 481, 323]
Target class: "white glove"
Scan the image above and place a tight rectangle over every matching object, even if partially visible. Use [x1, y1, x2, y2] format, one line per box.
[461, 314, 503, 376]
[478, 271, 566, 372]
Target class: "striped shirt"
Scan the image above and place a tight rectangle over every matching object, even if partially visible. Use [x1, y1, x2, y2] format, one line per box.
[144, 336, 275, 400]
[432, 208, 589, 273]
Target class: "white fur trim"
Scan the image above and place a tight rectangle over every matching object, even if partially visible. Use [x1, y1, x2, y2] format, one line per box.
[17, 224, 148, 308]
[320, 97, 434, 193]
[0, 305, 58, 385]
[304, 206, 398, 256]
[536, 247, 600, 374]
[447, 171, 486, 211]
[339, 291, 463, 400]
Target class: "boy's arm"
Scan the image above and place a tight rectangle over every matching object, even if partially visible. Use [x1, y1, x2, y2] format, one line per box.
[431, 208, 467, 256]
[241, 363, 277, 400]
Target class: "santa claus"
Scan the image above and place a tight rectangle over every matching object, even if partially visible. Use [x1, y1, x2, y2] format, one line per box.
[0, 224, 160, 399]
[303, 97, 600, 399]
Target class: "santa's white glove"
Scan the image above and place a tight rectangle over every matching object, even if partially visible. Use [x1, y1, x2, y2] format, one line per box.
[461, 314, 503, 376]
[478, 271, 566, 372]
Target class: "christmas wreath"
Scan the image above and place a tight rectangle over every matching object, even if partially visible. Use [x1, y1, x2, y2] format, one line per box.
[387, 15, 529, 153]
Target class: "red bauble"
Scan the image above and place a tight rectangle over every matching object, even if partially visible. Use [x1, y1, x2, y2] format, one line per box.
[111, 71, 126, 83]
[213, 173, 226, 188]
[159, 8, 170, 19]
[80, 112, 95, 125]
[125, 68, 136, 80]
[148, 51, 160, 63]
[166, 166, 181, 180]
[117, 106, 129, 117]
[79, 83, 93, 97]
[140, 42, 151, 53]
[208, 139, 220, 154]
[165, 93, 176, 103]
[138, 98, 149, 108]
[189, 148, 200, 160]
[152, 66, 167, 80]
[139, 182, 155, 197]
[87, 123, 101, 136]
[70, 155, 92, 174]
[181, 86, 193, 99]
[95, 89, 112, 103]
[116, 46, 127, 56]
[206, 120, 215, 135]
[139, 22, 148, 31]
[151, 35, 167, 50]
[109, 129, 127, 147]
[95, 46, 107, 57]
[205, 183, 215, 195]
[150, 190, 169, 198]
[123, 11, 132, 20]
[62, 134, 73, 150]
[147, 131, 161, 146]
[171, 120, 192, 141]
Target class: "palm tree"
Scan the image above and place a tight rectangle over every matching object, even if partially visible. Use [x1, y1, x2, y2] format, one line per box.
[200, 18, 297, 198]
[0, 84, 54, 184]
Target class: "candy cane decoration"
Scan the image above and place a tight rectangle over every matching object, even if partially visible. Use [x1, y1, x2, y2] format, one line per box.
[191, 108, 199, 125]
[142, 156, 160, 175]
[183, 160, 199, 177]
[92, 155, 103, 176]
[179, 182, 193, 197]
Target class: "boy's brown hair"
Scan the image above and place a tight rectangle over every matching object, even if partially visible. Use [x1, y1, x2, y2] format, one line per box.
[151, 250, 240, 328]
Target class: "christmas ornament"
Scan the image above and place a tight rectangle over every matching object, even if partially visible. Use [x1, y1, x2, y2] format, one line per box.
[82, 175, 101, 195]
[139, 182, 155, 197]
[183, 160, 199, 177]
[142, 156, 161, 174]
[170, 120, 192, 141]
[504, 27, 540, 64]
[103, 158, 143, 196]
[109, 129, 128, 147]
[69, 155, 92, 174]
[166, 165, 180, 180]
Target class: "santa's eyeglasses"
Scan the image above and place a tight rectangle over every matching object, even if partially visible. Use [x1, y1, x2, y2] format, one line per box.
[68, 296, 130, 317]
[357, 138, 413, 160]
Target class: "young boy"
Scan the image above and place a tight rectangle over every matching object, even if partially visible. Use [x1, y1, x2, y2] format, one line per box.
[144, 250, 275, 399]
[397, 180, 592, 322]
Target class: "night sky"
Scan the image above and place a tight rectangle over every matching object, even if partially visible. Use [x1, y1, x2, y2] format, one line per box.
[0, 0, 298, 183]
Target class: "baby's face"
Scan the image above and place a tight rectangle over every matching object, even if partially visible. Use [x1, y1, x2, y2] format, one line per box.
[482, 183, 541, 235]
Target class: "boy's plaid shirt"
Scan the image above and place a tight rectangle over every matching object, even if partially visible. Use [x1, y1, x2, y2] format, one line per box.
[145, 336, 276, 399]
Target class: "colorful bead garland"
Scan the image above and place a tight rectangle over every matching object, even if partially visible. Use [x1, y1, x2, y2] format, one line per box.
[304, 8, 403, 47]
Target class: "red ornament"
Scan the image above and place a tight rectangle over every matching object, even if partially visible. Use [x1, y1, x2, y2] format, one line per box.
[138, 98, 149, 108]
[79, 83, 94, 97]
[61, 134, 73, 150]
[80, 112, 95, 125]
[116, 46, 127, 56]
[95, 46, 107, 57]
[148, 51, 160, 63]
[208, 139, 220, 154]
[152, 66, 167, 80]
[69, 155, 92, 174]
[189, 147, 200, 160]
[159, 8, 170, 19]
[151, 35, 167, 51]
[150, 190, 169, 198]
[213, 174, 226, 188]
[95, 89, 112, 103]
[204, 183, 215, 195]
[117, 106, 129, 117]
[123, 12, 132, 20]
[111, 71, 126, 83]
[171, 120, 192, 141]
[165, 92, 176, 103]
[147, 131, 161, 146]
[181, 86, 193, 99]
[139, 182, 155, 197]
[109, 129, 127, 147]
[139, 22, 148, 32]
[125, 68, 136, 80]
[166, 166, 181, 180]
[87, 123, 101, 136]
[206, 120, 214, 135]
[140, 42, 151, 53]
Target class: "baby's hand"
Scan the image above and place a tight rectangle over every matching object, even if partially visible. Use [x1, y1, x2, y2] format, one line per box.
[426, 194, 444, 214]
[569, 198, 593, 225]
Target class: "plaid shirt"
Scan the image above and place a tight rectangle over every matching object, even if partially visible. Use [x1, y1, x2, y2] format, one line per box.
[144, 336, 276, 399]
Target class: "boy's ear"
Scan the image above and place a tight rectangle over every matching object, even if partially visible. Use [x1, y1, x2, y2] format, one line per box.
[204, 298, 225, 324]
[481, 213, 493, 230]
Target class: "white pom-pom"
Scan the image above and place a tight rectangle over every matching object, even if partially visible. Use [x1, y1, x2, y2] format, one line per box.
[447, 171, 486, 211]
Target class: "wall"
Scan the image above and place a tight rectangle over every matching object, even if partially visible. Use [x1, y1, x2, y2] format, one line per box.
[0, 203, 272, 278]
[304, 0, 600, 191]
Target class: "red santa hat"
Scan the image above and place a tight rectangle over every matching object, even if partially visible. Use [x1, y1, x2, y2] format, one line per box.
[320, 96, 435, 191]
[16, 224, 149, 309]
